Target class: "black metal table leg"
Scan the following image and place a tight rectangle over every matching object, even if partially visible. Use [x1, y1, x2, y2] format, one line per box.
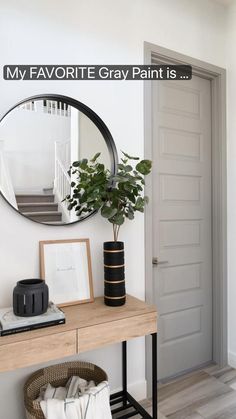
[152, 333, 158, 419]
[122, 341, 128, 407]
[111, 336, 157, 418]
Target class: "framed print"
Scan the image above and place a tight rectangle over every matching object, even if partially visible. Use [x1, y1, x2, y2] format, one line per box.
[39, 238, 94, 307]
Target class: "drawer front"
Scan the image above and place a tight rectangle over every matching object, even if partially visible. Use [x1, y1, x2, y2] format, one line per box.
[0, 330, 77, 372]
[78, 312, 157, 353]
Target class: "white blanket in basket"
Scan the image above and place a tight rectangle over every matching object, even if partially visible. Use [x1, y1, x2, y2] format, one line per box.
[39, 376, 112, 419]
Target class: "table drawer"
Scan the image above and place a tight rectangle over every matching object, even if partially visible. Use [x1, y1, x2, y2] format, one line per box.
[0, 330, 77, 372]
[78, 312, 157, 353]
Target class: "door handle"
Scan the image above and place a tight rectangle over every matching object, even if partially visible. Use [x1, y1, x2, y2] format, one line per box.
[152, 257, 168, 266]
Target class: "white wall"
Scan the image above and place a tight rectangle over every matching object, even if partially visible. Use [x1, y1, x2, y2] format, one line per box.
[0, 1, 227, 418]
[226, 0, 236, 368]
[0, 105, 70, 192]
[79, 113, 111, 168]
[70, 109, 110, 167]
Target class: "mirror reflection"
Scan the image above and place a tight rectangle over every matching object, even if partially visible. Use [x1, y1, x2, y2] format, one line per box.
[0, 98, 112, 224]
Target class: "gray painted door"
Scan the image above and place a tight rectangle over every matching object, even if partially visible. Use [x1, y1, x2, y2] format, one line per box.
[152, 75, 212, 380]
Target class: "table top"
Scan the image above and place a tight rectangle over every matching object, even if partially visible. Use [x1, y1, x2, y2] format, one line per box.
[0, 295, 157, 347]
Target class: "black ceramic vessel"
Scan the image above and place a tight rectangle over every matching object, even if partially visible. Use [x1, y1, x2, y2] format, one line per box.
[104, 241, 126, 306]
[13, 279, 49, 317]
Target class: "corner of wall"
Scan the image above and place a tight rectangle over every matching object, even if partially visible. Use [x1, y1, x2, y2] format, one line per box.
[228, 351, 236, 369]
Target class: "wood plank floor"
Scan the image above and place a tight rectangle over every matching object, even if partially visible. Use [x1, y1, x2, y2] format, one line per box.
[113, 365, 236, 418]
[157, 364, 236, 419]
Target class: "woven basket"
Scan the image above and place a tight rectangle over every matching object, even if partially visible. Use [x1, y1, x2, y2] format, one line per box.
[24, 361, 108, 419]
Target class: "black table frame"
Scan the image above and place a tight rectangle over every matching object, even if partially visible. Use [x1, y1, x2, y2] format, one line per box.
[110, 333, 157, 418]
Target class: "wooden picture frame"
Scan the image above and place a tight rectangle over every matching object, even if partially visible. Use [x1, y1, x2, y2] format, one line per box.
[39, 238, 94, 307]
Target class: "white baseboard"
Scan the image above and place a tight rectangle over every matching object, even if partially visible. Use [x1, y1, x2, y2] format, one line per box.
[228, 351, 236, 368]
[111, 379, 147, 401]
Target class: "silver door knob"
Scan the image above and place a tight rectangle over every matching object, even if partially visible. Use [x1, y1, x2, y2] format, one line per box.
[152, 257, 168, 266]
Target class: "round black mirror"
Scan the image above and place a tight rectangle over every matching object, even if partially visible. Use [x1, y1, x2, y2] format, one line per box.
[0, 94, 118, 225]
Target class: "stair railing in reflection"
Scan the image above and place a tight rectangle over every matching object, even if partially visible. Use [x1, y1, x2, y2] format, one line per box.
[18, 100, 71, 117]
[0, 141, 18, 210]
[54, 141, 72, 223]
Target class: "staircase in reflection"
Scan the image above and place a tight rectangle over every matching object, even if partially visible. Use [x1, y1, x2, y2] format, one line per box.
[15, 188, 63, 224]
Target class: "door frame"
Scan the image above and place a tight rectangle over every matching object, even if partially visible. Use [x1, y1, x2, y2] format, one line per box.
[144, 42, 227, 391]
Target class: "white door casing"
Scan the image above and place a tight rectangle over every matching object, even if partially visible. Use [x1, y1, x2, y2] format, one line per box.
[152, 76, 212, 379]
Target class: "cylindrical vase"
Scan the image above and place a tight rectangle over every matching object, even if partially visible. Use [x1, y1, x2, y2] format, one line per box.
[104, 241, 126, 307]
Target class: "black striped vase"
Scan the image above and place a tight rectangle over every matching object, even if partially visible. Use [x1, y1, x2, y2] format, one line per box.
[104, 241, 126, 306]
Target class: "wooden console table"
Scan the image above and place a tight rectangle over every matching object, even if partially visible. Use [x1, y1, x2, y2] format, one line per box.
[0, 295, 158, 418]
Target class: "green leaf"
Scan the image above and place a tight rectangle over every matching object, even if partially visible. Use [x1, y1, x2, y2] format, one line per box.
[97, 163, 105, 172]
[94, 201, 102, 210]
[123, 183, 132, 192]
[112, 213, 125, 226]
[136, 160, 152, 175]
[72, 161, 80, 167]
[101, 206, 118, 219]
[135, 197, 144, 209]
[121, 150, 139, 160]
[127, 210, 134, 220]
[90, 152, 101, 162]
[80, 159, 88, 169]
[118, 163, 125, 170]
[124, 165, 133, 172]
[126, 192, 136, 204]
[112, 175, 129, 183]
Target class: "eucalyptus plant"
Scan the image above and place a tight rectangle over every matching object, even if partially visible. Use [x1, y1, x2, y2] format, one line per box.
[64, 151, 152, 242]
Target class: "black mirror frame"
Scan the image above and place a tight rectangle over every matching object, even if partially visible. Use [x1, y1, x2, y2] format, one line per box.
[0, 94, 118, 226]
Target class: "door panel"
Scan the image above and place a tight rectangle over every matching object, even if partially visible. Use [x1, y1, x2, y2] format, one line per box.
[152, 75, 212, 380]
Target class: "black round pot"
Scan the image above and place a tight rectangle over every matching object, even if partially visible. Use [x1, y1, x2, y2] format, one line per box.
[103, 241, 126, 306]
[13, 279, 49, 317]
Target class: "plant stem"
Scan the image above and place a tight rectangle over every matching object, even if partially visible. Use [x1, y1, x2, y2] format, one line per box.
[112, 224, 121, 242]
[112, 224, 116, 242]
[117, 225, 120, 241]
